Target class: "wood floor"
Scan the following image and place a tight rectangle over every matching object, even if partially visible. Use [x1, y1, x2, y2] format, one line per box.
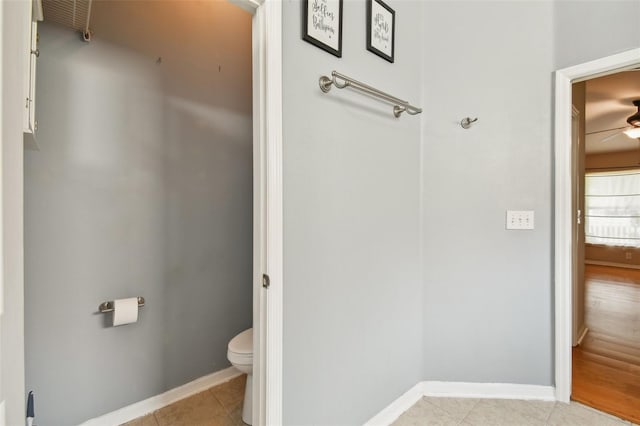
[572, 264, 640, 424]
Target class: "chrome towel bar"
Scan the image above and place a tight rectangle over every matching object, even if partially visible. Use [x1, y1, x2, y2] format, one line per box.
[318, 71, 422, 118]
[98, 297, 145, 313]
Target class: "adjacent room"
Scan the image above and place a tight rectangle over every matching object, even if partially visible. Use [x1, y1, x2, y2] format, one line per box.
[23, 1, 253, 424]
[571, 71, 640, 424]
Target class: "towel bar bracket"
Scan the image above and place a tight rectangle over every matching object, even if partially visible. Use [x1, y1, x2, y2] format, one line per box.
[319, 76, 333, 93]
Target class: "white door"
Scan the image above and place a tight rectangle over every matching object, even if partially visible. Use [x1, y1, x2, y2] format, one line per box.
[0, 1, 5, 420]
[245, 1, 283, 424]
[571, 105, 583, 347]
[1, 1, 29, 424]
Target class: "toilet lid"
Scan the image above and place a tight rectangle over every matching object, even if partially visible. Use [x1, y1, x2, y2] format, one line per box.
[228, 328, 253, 354]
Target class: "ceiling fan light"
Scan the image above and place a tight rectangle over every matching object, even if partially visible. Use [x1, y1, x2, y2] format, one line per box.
[623, 127, 640, 139]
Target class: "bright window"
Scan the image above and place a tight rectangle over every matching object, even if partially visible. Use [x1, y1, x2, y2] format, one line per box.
[585, 169, 640, 248]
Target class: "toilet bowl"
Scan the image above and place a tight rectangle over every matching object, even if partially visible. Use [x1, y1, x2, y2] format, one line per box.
[227, 328, 253, 425]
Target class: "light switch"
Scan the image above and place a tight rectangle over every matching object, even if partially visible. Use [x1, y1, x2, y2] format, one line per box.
[506, 210, 534, 230]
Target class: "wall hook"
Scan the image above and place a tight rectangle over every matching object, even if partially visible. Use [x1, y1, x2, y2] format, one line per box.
[460, 117, 478, 129]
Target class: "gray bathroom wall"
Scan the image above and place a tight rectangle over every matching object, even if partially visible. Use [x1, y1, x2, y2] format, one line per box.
[420, 0, 640, 386]
[553, 0, 640, 70]
[421, 0, 556, 385]
[24, 2, 252, 423]
[281, 1, 424, 424]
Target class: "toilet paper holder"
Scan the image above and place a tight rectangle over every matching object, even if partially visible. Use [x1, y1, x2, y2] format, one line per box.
[98, 297, 145, 313]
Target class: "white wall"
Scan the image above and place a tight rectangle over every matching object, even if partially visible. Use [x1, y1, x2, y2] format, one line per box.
[421, 0, 555, 385]
[281, 1, 640, 422]
[553, 0, 640, 70]
[420, 0, 640, 387]
[281, 0, 424, 424]
[24, 2, 253, 423]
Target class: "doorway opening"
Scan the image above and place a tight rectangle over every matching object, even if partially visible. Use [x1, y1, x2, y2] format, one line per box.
[26, 2, 253, 424]
[7, 0, 283, 425]
[554, 47, 640, 421]
[569, 71, 640, 423]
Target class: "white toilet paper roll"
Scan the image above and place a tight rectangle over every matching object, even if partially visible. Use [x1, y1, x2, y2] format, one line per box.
[112, 297, 139, 326]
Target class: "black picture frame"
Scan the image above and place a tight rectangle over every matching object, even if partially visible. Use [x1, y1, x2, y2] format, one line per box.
[366, 0, 395, 63]
[303, 0, 343, 58]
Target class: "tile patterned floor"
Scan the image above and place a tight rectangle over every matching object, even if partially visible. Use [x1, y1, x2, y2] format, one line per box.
[124, 381, 639, 426]
[122, 374, 247, 426]
[392, 397, 639, 426]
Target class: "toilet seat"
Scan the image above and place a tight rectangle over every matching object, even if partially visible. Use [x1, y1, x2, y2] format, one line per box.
[228, 351, 252, 366]
[228, 328, 253, 366]
[228, 328, 252, 354]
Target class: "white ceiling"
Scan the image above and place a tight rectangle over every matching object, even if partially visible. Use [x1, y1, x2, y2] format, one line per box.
[585, 70, 640, 154]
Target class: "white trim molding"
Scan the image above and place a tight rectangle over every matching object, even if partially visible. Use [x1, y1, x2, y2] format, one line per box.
[364, 383, 424, 426]
[231, 0, 282, 424]
[228, 0, 263, 14]
[554, 48, 640, 403]
[263, 0, 284, 424]
[251, 2, 267, 424]
[364, 381, 556, 426]
[80, 367, 242, 426]
[576, 326, 589, 347]
[422, 381, 555, 401]
[585, 260, 640, 270]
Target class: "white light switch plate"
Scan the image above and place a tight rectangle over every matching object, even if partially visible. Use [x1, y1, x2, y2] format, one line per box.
[506, 210, 534, 230]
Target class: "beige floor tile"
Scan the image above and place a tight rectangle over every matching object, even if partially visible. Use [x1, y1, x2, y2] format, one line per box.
[154, 389, 229, 426]
[229, 405, 246, 426]
[462, 399, 554, 426]
[211, 415, 238, 426]
[211, 375, 247, 408]
[226, 399, 247, 425]
[120, 413, 159, 426]
[392, 397, 460, 426]
[547, 402, 631, 426]
[423, 397, 480, 420]
[124, 375, 249, 426]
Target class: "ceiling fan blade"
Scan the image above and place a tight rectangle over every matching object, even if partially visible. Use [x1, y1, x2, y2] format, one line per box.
[586, 126, 629, 136]
[600, 130, 626, 142]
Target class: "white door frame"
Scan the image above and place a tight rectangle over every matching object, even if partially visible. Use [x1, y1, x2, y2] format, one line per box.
[235, 0, 284, 424]
[0, 2, 5, 424]
[0, 0, 283, 424]
[554, 48, 640, 403]
[1, 2, 29, 425]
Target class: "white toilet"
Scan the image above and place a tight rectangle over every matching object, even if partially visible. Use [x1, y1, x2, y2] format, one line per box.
[227, 328, 253, 425]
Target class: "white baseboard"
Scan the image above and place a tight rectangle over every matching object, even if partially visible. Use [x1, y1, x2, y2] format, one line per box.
[576, 326, 589, 346]
[80, 367, 242, 426]
[364, 382, 424, 426]
[364, 381, 556, 426]
[585, 260, 640, 270]
[422, 381, 555, 401]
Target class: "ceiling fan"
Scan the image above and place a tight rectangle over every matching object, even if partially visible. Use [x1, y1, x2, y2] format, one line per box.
[596, 99, 640, 142]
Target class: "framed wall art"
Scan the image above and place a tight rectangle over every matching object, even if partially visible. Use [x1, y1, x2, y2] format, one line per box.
[303, 0, 343, 58]
[366, 0, 395, 63]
